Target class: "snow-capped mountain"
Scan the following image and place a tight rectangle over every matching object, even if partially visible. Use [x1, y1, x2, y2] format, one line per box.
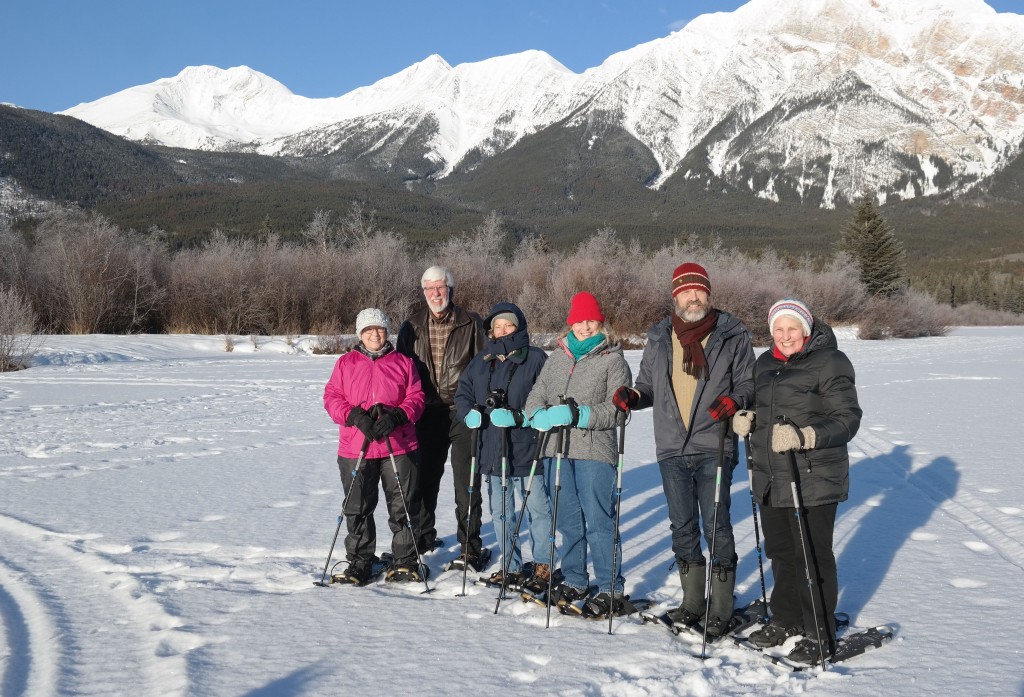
[62, 0, 1024, 207]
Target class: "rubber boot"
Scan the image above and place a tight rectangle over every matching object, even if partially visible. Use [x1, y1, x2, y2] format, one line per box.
[704, 566, 736, 638]
[668, 559, 706, 627]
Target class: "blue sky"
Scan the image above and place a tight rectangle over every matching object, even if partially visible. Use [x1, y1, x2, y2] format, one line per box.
[4, 0, 1023, 113]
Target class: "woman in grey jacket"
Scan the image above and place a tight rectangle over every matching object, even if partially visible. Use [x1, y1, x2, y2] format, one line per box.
[733, 299, 862, 665]
[523, 292, 632, 617]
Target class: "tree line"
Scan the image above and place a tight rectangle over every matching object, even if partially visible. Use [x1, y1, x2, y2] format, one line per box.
[0, 202, 1020, 363]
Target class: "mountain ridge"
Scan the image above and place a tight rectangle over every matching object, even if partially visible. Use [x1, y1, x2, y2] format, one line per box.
[59, 0, 1024, 207]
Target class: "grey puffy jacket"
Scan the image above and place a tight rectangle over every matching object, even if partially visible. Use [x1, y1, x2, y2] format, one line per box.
[524, 336, 632, 465]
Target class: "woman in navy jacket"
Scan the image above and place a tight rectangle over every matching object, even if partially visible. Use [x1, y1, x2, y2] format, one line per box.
[455, 303, 552, 590]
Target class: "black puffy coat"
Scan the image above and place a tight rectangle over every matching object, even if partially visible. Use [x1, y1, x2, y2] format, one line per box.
[749, 320, 862, 508]
[454, 303, 548, 478]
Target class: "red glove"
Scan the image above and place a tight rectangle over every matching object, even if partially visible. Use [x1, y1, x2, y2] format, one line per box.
[708, 395, 738, 422]
[612, 386, 638, 412]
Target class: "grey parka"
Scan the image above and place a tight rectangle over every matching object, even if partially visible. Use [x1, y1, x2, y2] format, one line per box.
[524, 336, 632, 465]
[633, 310, 755, 462]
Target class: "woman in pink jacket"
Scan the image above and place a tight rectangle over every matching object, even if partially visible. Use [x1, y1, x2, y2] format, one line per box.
[323, 308, 426, 584]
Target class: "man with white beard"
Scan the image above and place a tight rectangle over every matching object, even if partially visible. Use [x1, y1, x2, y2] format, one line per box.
[613, 263, 755, 638]
[397, 266, 488, 571]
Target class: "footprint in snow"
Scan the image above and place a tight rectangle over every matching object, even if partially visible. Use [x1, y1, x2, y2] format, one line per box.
[962, 540, 993, 554]
[997, 507, 1022, 516]
[979, 487, 1002, 494]
[270, 501, 298, 508]
[950, 578, 987, 589]
[911, 532, 939, 542]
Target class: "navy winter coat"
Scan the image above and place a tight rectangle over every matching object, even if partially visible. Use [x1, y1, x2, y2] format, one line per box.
[454, 303, 547, 478]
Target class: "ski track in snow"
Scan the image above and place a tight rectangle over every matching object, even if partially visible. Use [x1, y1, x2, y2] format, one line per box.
[0, 515, 195, 697]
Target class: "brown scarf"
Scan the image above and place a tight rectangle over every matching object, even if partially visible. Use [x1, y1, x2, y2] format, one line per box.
[671, 309, 719, 379]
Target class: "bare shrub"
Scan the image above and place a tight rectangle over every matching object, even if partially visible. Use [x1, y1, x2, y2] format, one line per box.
[790, 253, 867, 325]
[310, 320, 350, 355]
[857, 289, 951, 339]
[258, 243, 320, 335]
[27, 211, 166, 333]
[300, 208, 337, 253]
[508, 236, 561, 331]
[0, 286, 37, 371]
[166, 232, 274, 334]
[951, 302, 1024, 326]
[346, 232, 417, 327]
[0, 226, 29, 291]
[433, 212, 509, 317]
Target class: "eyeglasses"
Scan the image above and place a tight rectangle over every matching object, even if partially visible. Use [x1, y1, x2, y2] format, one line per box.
[422, 283, 448, 293]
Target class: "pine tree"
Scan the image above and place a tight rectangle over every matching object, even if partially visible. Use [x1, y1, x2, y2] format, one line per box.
[838, 194, 907, 297]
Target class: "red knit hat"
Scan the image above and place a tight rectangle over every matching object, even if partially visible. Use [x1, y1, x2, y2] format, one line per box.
[566, 291, 606, 325]
[672, 263, 711, 297]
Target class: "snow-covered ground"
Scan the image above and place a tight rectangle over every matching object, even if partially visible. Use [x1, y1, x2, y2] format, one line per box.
[1, 328, 1021, 696]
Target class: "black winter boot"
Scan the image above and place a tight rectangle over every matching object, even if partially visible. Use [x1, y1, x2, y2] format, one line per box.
[667, 559, 706, 628]
[703, 566, 736, 638]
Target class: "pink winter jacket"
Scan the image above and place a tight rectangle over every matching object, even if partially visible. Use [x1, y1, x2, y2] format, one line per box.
[323, 347, 425, 459]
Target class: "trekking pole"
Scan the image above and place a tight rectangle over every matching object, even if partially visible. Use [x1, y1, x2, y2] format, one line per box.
[314, 434, 372, 587]
[700, 419, 728, 659]
[779, 416, 828, 670]
[458, 424, 481, 597]
[384, 434, 433, 595]
[545, 399, 570, 629]
[494, 430, 550, 614]
[499, 423, 509, 594]
[608, 406, 627, 635]
[744, 433, 769, 623]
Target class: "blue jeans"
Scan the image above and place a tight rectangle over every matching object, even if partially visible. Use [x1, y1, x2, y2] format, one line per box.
[658, 453, 737, 568]
[544, 457, 623, 593]
[487, 472, 553, 572]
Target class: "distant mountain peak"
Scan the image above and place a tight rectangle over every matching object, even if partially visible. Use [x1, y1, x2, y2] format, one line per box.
[60, 0, 1024, 206]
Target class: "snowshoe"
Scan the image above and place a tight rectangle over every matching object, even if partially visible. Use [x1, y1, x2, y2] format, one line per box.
[444, 547, 492, 573]
[580, 592, 651, 620]
[519, 564, 560, 595]
[331, 565, 372, 586]
[703, 614, 732, 639]
[666, 606, 702, 630]
[786, 637, 834, 666]
[548, 583, 596, 614]
[385, 563, 430, 583]
[747, 620, 802, 648]
[329, 554, 391, 586]
[479, 562, 532, 591]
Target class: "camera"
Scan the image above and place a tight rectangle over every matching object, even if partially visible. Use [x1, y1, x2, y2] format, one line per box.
[484, 389, 507, 409]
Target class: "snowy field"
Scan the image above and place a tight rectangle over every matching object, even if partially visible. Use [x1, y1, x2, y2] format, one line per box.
[1, 327, 1022, 696]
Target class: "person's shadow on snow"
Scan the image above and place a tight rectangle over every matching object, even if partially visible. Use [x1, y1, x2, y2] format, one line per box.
[835, 447, 959, 621]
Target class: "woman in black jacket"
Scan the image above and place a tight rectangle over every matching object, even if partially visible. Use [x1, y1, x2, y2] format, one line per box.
[732, 299, 861, 665]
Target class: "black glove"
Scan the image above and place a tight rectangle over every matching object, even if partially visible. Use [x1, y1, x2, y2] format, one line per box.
[370, 406, 408, 441]
[345, 406, 375, 440]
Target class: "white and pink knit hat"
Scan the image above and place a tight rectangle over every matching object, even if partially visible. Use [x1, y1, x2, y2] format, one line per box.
[768, 299, 813, 337]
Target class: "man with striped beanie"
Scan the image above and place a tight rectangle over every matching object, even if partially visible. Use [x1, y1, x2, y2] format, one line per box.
[612, 262, 756, 637]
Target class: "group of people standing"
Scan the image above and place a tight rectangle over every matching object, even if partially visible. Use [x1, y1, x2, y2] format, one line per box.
[322, 260, 861, 666]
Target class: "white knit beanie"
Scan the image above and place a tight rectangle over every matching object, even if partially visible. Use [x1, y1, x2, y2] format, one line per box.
[355, 308, 391, 334]
[768, 299, 813, 337]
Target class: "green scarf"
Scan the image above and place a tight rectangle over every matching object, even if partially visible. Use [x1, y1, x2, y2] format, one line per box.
[566, 331, 605, 360]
